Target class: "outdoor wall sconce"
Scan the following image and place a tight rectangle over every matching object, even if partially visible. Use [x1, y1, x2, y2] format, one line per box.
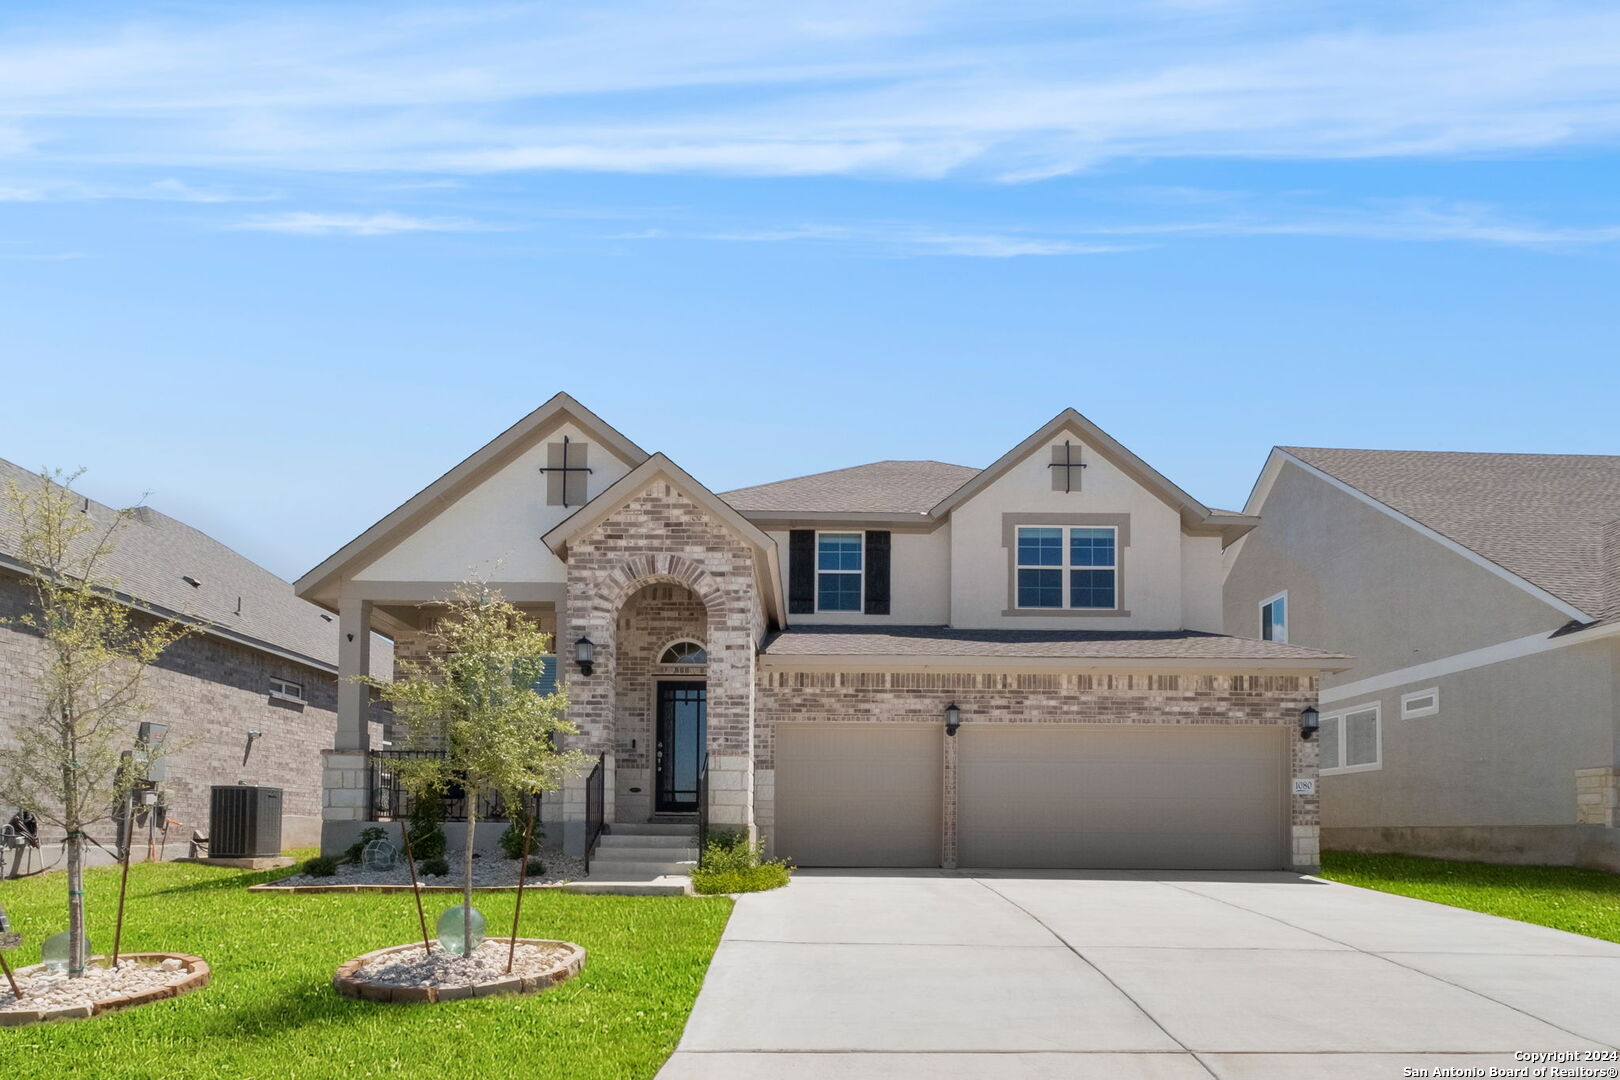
[1299, 705, 1320, 741]
[944, 701, 962, 737]
[574, 636, 595, 677]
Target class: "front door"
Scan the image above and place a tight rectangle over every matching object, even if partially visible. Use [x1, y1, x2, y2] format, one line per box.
[655, 681, 706, 813]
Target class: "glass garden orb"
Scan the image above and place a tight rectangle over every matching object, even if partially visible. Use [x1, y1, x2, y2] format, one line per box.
[435, 905, 486, 956]
[361, 838, 400, 872]
[41, 930, 86, 973]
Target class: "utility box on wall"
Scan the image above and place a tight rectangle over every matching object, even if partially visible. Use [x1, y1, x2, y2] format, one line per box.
[209, 785, 283, 858]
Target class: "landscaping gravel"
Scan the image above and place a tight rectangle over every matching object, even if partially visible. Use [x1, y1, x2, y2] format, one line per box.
[265, 847, 583, 889]
[356, 939, 574, 988]
[0, 957, 192, 1013]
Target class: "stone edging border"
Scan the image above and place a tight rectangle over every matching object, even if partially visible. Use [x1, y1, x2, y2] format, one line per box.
[332, 939, 586, 1003]
[249, 881, 571, 894]
[0, 952, 210, 1027]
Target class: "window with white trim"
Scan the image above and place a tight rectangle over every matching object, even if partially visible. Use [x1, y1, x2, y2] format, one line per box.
[659, 640, 707, 664]
[269, 676, 304, 702]
[1015, 525, 1117, 610]
[816, 532, 863, 612]
[1260, 591, 1288, 643]
[1400, 688, 1439, 719]
[1320, 702, 1381, 774]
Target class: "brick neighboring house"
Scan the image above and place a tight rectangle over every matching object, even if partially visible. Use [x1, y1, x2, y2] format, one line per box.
[302, 394, 1346, 872]
[0, 458, 389, 866]
[1225, 447, 1620, 870]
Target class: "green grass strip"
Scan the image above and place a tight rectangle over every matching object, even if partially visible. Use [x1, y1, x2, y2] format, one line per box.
[1320, 850, 1620, 943]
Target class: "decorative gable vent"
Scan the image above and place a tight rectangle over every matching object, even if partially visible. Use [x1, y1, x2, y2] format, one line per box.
[540, 435, 591, 506]
[1049, 440, 1086, 493]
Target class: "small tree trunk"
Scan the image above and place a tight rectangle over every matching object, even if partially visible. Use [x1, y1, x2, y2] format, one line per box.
[462, 800, 477, 955]
[65, 834, 86, 976]
[111, 791, 134, 966]
[506, 797, 537, 974]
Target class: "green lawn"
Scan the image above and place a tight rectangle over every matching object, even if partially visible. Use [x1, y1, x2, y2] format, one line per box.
[0, 854, 732, 1080]
[1321, 851, 1620, 943]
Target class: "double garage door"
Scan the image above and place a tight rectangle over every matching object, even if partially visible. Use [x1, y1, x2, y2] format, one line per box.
[773, 722, 1287, 870]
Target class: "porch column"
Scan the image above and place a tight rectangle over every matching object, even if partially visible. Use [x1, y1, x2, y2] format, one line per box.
[321, 597, 373, 855]
[559, 597, 617, 857]
[704, 626, 757, 841]
[942, 730, 958, 870]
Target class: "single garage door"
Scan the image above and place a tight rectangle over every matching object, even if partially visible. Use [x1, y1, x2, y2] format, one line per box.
[958, 725, 1286, 870]
[774, 723, 942, 867]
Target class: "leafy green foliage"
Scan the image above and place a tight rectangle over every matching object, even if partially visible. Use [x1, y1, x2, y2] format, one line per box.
[498, 819, 531, 861]
[691, 831, 791, 895]
[525, 857, 546, 876]
[0, 856, 732, 1079]
[420, 856, 450, 877]
[0, 468, 195, 976]
[405, 796, 447, 864]
[340, 826, 388, 866]
[1321, 851, 1620, 942]
[302, 855, 338, 877]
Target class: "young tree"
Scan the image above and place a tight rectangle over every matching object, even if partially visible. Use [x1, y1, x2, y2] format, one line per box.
[0, 469, 189, 977]
[366, 582, 586, 954]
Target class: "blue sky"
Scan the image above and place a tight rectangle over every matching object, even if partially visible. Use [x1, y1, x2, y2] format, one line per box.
[2, 0, 1618, 580]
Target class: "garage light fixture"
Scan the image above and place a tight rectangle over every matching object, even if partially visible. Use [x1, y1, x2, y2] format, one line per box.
[1299, 705, 1320, 741]
[944, 702, 961, 737]
[574, 636, 595, 677]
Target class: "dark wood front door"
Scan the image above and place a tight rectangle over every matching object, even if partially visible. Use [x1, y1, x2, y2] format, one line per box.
[655, 681, 706, 813]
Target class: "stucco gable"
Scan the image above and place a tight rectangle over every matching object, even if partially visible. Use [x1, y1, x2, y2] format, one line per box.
[931, 408, 1256, 542]
[295, 393, 646, 605]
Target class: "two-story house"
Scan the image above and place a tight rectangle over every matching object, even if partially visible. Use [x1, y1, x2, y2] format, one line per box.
[299, 395, 1345, 873]
[1225, 447, 1620, 871]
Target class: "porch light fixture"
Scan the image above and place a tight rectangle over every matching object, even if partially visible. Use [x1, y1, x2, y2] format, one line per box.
[1299, 705, 1320, 742]
[944, 702, 961, 737]
[574, 636, 595, 677]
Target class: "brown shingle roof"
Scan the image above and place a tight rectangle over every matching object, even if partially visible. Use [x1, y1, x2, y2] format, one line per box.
[722, 460, 979, 515]
[761, 624, 1346, 662]
[0, 458, 380, 672]
[1282, 447, 1620, 621]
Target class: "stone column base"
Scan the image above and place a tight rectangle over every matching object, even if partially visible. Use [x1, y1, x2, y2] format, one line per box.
[1576, 768, 1620, 827]
[1290, 825, 1320, 873]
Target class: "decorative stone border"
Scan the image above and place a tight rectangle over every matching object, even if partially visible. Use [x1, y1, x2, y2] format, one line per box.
[0, 952, 210, 1027]
[331, 939, 586, 1004]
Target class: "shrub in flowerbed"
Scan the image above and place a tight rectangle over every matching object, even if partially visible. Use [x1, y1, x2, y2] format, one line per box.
[691, 831, 791, 895]
[303, 855, 339, 878]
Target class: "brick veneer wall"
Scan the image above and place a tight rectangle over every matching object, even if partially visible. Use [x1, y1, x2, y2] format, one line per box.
[561, 479, 764, 840]
[0, 572, 368, 861]
[756, 669, 1322, 870]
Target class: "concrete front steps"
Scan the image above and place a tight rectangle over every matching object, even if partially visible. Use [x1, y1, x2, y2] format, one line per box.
[560, 823, 698, 896]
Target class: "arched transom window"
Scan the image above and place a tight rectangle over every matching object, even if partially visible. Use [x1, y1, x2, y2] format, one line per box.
[658, 640, 707, 665]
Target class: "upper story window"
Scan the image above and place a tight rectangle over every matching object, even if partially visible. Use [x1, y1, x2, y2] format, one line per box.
[816, 532, 863, 612]
[659, 640, 707, 664]
[1400, 687, 1439, 719]
[1015, 525, 1117, 610]
[1260, 592, 1288, 643]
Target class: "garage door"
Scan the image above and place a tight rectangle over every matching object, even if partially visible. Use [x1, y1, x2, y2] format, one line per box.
[958, 725, 1286, 870]
[773, 723, 942, 867]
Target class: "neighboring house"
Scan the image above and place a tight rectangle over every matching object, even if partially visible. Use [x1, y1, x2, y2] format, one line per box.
[1225, 447, 1620, 870]
[301, 394, 1345, 872]
[0, 458, 389, 865]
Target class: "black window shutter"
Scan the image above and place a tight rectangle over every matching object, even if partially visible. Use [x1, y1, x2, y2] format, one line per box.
[788, 530, 815, 614]
[864, 530, 891, 615]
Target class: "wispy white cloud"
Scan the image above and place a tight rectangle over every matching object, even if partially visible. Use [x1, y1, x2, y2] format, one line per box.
[0, 178, 277, 202]
[619, 222, 1133, 257]
[0, 3, 1619, 179]
[621, 199, 1620, 256]
[231, 211, 497, 236]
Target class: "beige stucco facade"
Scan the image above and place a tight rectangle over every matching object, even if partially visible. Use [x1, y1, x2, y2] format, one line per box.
[1225, 453, 1620, 869]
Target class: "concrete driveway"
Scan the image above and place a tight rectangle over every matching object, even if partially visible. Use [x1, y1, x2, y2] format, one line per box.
[658, 869, 1620, 1079]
